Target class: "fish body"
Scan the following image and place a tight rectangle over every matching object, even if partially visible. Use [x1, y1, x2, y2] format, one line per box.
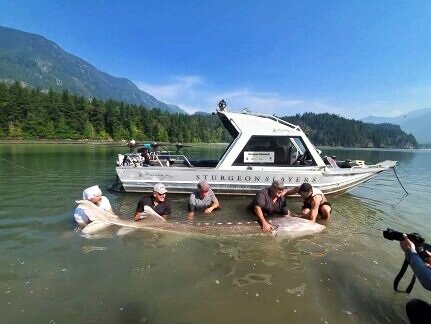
[77, 200, 325, 238]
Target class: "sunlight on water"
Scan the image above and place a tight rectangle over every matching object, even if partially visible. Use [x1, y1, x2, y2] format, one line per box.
[0, 144, 430, 323]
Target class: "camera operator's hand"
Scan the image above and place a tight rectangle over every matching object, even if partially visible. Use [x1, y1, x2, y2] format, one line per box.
[400, 234, 416, 253]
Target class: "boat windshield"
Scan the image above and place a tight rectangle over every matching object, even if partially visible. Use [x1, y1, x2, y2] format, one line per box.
[232, 135, 316, 166]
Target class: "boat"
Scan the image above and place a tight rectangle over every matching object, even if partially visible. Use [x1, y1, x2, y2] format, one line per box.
[113, 100, 397, 196]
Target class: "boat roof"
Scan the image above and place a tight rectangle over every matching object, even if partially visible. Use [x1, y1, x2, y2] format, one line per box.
[217, 108, 304, 138]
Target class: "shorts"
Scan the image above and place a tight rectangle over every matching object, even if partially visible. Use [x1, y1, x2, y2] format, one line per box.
[302, 201, 332, 215]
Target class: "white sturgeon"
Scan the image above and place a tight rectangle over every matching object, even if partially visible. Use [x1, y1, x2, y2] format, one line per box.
[77, 200, 326, 238]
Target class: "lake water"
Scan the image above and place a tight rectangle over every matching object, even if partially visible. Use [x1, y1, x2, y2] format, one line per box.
[1, 144, 430, 324]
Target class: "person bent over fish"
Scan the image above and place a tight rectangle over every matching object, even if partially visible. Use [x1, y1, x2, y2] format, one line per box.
[134, 183, 172, 220]
[249, 180, 292, 233]
[284, 183, 331, 222]
[74, 185, 114, 228]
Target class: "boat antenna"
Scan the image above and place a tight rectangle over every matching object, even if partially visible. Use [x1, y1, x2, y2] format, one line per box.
[218, 99, 227, 111]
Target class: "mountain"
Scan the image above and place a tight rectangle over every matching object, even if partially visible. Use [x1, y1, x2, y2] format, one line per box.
[0, 26, 184, 113]
[362, 108, 431, 144]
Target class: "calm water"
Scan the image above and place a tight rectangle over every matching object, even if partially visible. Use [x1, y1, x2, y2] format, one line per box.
[1, 144, 430, 324]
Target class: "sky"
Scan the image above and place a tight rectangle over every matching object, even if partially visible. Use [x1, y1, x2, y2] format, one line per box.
[1, 0, 431, 119]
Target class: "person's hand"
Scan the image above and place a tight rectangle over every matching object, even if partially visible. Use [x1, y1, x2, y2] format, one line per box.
[204, 207, 213, 214]
[261, 220, 273, 233]
[400, 234, 416, 253]
[134, 212, 144, 221]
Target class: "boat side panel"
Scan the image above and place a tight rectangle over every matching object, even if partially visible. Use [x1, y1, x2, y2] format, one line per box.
[116, 165, 390, 196]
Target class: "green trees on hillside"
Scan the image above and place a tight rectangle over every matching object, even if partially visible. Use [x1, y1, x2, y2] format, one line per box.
[0, 82, 418, 148]
[284, 112, 417, 148]
[0, 82, 231, 143]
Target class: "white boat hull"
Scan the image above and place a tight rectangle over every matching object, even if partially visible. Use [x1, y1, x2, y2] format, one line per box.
[115, 160, 396, 196]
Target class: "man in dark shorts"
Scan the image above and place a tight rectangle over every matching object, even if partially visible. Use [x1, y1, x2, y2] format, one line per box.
[134, 183, 172, 220]
[284, 182, 331, 222]
[249, 180, 291, 233]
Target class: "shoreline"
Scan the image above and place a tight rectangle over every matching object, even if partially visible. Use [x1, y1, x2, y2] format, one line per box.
[0, 139, 229, 146]
[0, 139, 427, 150]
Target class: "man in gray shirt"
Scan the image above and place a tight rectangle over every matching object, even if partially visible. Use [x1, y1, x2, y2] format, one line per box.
[187, 181, 220, 220]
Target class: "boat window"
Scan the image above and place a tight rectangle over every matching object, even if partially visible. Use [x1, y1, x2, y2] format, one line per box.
[232, 135, 316, 166]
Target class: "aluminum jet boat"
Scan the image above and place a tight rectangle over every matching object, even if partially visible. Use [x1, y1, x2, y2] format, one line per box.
[114, 100, 397, 196]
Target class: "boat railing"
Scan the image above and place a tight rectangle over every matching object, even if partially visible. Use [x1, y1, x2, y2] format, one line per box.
[117, 152, 193, 168]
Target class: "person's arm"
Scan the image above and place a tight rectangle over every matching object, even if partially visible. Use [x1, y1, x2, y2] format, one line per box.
[254, 205, 272, 233]
[307, 196, 321, 222]
[187, 194, 195, 220]
[283, 186, 299, 197]
[134, 198, 146, 221]
[204, 193, 219, 214]
[406, 251, 431, 290]
[401, 237, 431, 290]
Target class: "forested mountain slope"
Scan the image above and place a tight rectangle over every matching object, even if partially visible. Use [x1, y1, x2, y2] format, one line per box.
[0, 26, 183, 113]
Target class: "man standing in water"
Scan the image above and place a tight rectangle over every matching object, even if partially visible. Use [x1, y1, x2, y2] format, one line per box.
[249, 180, 291, 233]
[284, 182, 331, 222]
[187, 180, 220, 220]
[134, 183, 172, 220]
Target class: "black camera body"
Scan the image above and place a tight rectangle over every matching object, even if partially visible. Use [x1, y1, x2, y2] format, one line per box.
[383, 228, 429, 260]
[383, 228, 431, 293]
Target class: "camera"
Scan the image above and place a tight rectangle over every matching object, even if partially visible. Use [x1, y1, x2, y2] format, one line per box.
[383, 228, 424, 244]
[383, 228, 429, 261]
[383, 228, 431, 293]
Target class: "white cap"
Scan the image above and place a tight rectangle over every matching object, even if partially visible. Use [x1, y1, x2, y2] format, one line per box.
[153, 183, 167, 194]
[83, 185, 102, 200]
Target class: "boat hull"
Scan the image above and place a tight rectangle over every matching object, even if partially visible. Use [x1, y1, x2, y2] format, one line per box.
[115, 160, 396, 196]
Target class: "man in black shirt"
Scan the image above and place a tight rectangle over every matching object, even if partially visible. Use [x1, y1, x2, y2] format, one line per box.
[249, 180, 291, 233]
[134, 183, 172, 220]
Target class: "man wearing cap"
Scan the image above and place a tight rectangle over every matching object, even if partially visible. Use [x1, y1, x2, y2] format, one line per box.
[187, 181, 220, 220]
[249, 180, 291, 233]
[134, 183, 172, 220]
[284, 182, 331, 222]
[74, 185, 114, 228]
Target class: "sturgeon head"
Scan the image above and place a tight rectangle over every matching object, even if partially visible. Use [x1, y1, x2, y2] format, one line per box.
[268, 217, 326, 239]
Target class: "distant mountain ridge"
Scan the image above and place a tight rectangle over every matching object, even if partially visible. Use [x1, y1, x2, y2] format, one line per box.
[0, 25, 184, 113]
[362, 108, 431, 144]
